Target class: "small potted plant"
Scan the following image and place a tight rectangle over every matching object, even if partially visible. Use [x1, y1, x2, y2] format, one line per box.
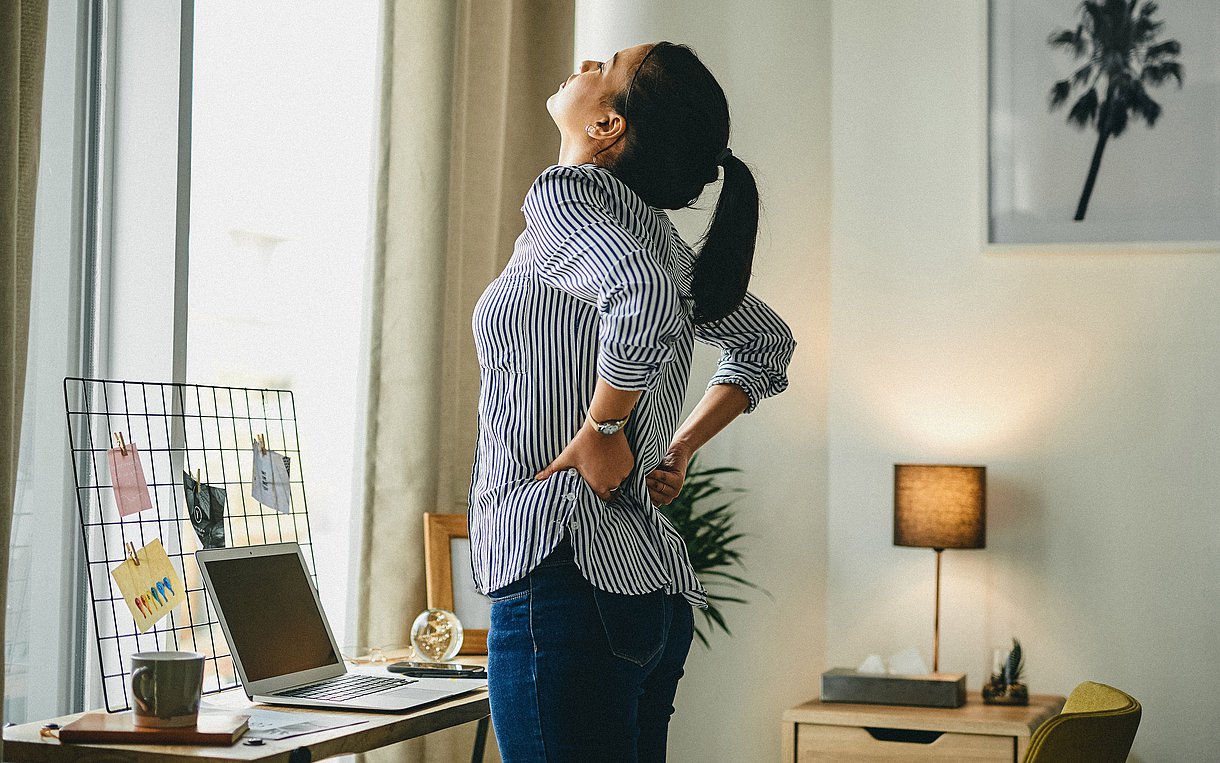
[983, 639, 1029, 705]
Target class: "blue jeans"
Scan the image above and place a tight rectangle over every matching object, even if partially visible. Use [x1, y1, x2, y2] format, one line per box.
[487, 539, 695, 762]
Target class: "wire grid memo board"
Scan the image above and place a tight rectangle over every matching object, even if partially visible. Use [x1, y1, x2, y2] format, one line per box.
[63, 377, 319, 712]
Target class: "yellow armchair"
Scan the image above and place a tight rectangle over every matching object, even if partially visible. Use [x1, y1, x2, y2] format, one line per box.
[1022, 681, 1141, 762]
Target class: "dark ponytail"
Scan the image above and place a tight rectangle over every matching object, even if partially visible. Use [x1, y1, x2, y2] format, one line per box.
[599, 42, 759, 324]
[692, 153, 758, 323]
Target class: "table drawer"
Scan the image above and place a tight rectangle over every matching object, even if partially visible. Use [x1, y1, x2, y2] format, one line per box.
[796, 723, 1015, 762]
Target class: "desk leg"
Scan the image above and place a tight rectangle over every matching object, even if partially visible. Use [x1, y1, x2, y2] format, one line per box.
[471, 716, 490, 763]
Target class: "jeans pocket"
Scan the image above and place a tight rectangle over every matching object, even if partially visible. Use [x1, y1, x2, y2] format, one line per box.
[591, 587, 667, 667]
[488, 576, 530, 603]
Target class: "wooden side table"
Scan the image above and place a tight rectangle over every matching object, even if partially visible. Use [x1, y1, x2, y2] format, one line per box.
[782, 694, 1064, 762]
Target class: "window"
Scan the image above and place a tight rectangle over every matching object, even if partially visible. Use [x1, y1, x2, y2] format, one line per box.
[6, 0, 380, 718]
[186, 0, 380, 641]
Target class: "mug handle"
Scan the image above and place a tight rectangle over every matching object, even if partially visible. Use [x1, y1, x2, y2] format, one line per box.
[131, 665, 154, 714]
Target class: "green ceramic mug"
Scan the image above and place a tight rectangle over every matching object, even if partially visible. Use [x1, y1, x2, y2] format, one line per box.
[131, 651, 205, 728]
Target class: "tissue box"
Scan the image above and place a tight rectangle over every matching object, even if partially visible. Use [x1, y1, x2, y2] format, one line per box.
[820, 668, 967, 708]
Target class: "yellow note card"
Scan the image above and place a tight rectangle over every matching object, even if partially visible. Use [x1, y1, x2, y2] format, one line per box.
[111, 539, 185, 633]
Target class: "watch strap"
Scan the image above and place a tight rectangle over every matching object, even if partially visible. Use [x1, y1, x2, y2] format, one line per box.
[588, 412, 630, 435]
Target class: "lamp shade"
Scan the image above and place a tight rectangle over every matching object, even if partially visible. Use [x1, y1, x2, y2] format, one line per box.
[894, 464, 986, 550]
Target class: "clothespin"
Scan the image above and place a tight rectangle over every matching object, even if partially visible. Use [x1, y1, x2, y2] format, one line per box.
[127, 541, 140, 566]
[195, 469, 201, 486]
[257, 434, 267, 455]
[113, 431, 128, 456]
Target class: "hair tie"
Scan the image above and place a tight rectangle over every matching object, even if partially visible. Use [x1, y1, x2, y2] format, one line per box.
[716, 146, 733, 165]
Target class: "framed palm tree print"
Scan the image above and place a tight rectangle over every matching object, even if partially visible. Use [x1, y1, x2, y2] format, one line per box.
[988, 0, 1220, 249]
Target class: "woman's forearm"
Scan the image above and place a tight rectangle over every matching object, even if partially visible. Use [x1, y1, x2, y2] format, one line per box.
[536, 378, 643, 498]
[588, 378, 643, 424]
[668, 383, 749, 459]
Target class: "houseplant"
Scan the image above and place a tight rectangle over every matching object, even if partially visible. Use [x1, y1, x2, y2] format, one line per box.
[657, 456, 765, 647]
[983, 638, 1029, 705]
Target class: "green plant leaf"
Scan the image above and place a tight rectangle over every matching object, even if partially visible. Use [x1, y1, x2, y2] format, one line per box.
[701, 569, 761, 588]
[703, 603, 730, 632]
[657, 455, 768, 650]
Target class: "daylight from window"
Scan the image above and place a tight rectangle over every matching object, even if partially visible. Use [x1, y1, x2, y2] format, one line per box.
[187, 1, 380, 640]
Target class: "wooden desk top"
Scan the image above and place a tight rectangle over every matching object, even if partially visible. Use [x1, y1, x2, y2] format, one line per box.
[783, 694, 1065, 739]
[3, 686, 489, 763]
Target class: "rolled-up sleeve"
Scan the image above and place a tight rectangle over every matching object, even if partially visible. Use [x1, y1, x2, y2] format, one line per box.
[529, 166, 686, 392]
[696, 291, 796, 413]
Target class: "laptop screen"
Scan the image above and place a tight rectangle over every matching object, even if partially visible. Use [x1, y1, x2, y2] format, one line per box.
[203, 549, 340, 682]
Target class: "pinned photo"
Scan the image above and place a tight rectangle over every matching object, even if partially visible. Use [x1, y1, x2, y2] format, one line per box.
[107, 433, 153, 517]
[184, 470, 227, 549]
[252, 437, 292, 513]
[111, 539, 185, 633]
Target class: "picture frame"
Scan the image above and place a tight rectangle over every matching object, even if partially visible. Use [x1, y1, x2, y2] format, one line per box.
[423, 512, 489, 655]
[986, 0, 1220, 253]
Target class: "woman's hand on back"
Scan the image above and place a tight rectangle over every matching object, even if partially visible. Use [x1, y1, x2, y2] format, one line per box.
[646, 442, 691, 507]
[535, 424, 635, 501]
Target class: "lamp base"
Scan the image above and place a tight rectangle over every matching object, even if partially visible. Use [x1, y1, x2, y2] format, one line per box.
[821, 668, 967, 708]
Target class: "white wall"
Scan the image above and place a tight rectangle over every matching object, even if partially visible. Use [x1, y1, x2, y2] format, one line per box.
[577, 2, 1217, 760]
[574, 2, 831, 761]
[827, 3, 1220, 761]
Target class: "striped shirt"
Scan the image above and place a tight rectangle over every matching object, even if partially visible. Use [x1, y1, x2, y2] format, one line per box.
[469, 163, 795, 606]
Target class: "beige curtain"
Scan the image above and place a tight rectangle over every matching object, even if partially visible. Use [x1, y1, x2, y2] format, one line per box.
[0, 0, 49, 748]
[357, 0, 573, 759]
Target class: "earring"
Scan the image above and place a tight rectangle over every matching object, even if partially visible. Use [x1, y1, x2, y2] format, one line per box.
[585, 125, 595, 134]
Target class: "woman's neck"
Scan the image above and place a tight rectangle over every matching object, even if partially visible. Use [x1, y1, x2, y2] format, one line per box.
[557, 136, 598, 166]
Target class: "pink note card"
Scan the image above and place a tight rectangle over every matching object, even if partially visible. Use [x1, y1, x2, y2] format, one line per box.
[108, 442, 153, 517]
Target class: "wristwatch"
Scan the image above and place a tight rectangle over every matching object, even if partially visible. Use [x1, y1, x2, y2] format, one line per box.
[588, 412, 630, 435]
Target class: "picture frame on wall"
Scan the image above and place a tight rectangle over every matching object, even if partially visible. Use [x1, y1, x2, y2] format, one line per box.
[987, 0, 1220, 251]
[423, 512, 489, 655]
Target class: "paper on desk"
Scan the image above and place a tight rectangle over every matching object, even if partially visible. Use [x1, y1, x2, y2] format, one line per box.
[200, 703, 366, 741]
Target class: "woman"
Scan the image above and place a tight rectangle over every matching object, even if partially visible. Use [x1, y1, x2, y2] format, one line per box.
[469, 41, 795, 761]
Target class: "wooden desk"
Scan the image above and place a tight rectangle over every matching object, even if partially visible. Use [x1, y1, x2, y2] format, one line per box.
[3, 687, 489, 763]
[782, 694, 1064, 762]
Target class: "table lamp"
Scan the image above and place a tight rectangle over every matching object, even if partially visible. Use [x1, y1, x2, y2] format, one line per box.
[894, 464, 986, 673]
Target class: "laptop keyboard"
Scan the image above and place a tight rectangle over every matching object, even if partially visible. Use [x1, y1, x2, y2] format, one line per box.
[275, 673, 417, 702]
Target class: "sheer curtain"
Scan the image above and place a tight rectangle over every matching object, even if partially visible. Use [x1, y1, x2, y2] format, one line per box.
[1, 0, 49, 752]
[357, 0, 573, 759]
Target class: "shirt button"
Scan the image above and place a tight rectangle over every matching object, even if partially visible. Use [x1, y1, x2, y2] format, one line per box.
[564, 492, 577, 502]
[569, 520, 579, 530]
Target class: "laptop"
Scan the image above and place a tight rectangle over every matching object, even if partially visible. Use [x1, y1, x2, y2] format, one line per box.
[196, 542, 483, 711]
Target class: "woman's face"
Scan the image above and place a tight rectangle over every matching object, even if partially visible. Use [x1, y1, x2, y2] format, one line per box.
[547, 43, 653, 154]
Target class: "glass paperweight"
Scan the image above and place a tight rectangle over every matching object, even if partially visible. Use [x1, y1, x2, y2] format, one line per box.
[409, 608, 464, 662]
